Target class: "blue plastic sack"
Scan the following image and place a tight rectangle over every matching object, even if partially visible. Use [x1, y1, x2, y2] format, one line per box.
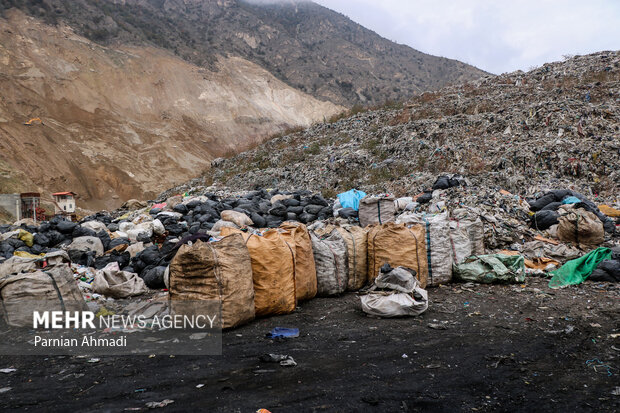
[562, 196, 581, 205]
[337, 189, 367, 211]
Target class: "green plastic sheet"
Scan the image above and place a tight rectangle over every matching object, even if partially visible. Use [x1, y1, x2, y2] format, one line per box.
[549, 247, 612, 289]
[453, 254, 525, 284]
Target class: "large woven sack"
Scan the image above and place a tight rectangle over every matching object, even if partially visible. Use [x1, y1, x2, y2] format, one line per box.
[0, 265, 87, 327]
[449, 211, 485, 264]
[557, 209, 604, 247]
[93, 262, 148, 299]
[396, 212, 453, 286]
[322, 224, 368, 290]
[310, 230, 348, 296]
[278, 222, 317, 301]
[169, 234, 255, 329]
[0, 250, 70, 278]
[220, 228, 296, 317]
[367, 222, 428, 288]
[359, 196, 395, 227]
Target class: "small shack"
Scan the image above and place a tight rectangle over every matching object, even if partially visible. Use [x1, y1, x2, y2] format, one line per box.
[52, 192, 77, 215]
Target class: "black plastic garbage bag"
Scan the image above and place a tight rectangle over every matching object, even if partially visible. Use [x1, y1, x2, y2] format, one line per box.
[338, 208, 359, 219]
[530, 210, 559, 230]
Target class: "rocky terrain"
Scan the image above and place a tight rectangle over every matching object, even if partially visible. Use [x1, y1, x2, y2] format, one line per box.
[190, 51, 619, 201]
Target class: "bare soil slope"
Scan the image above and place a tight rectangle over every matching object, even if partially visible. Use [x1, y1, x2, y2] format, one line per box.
[1, 0, 488, 106]
[0, 10, 341, 209]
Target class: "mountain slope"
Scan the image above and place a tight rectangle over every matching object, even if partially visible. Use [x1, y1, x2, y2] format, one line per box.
[0, 9, 341, 209]
[0, 0, 487, 211]
[1, 0, 487, 106]
[185, 51, 619, 199]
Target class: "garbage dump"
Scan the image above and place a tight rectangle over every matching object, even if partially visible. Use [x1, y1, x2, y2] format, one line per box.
[1, 49, 618, 410]
[0, 176, 618, 332]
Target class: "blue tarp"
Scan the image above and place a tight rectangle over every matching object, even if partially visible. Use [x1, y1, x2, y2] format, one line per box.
[337, 189, 367, 211]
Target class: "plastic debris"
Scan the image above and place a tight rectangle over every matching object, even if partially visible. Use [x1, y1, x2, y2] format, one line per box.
[260, 354, 297, 367]
[266, 327, 300, 339]
[145, 399, 175, 408]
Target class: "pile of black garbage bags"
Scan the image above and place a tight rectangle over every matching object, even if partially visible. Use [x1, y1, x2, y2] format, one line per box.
[0, 189, 333, 290]
[417, 175, 467, 204]
[528, 189, 616, 233]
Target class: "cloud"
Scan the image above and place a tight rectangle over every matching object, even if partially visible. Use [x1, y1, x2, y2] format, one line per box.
[313, 0, 620, 74]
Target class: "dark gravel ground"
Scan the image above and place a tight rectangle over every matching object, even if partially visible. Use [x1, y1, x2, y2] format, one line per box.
[1, 277, 618, 412]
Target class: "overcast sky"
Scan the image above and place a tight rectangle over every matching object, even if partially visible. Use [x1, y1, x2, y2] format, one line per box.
[312, 0, 620, 74]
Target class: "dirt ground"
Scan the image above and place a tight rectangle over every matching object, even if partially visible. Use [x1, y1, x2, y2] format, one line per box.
[1, 277, 618, 412]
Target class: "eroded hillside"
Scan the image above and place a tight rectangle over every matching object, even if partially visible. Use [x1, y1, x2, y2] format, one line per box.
[0, 9, 341, 209]
[0, 0, 487, 106]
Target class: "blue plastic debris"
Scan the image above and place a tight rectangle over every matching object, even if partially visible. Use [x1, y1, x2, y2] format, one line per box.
[561, 196, 581, 204]
[337, 189, 367, 211]
[266, 327, 300, 339]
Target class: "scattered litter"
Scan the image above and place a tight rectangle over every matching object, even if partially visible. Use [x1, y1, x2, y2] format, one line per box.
[266, 327, 300, 339]
[0, 368, 17, 374]
[260, 354, 297, 367]
[145, 399, 175, 408]
[585, 359, 615, 376]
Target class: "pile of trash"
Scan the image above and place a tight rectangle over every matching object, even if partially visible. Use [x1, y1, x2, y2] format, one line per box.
[0, 189, 333, 289]
[0, 177, 619, 330]
[185, 51, 618, 201]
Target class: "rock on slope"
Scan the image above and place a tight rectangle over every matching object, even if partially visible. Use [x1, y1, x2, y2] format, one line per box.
[189, 51, 619, 199]
[0, 9, 341, 210]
